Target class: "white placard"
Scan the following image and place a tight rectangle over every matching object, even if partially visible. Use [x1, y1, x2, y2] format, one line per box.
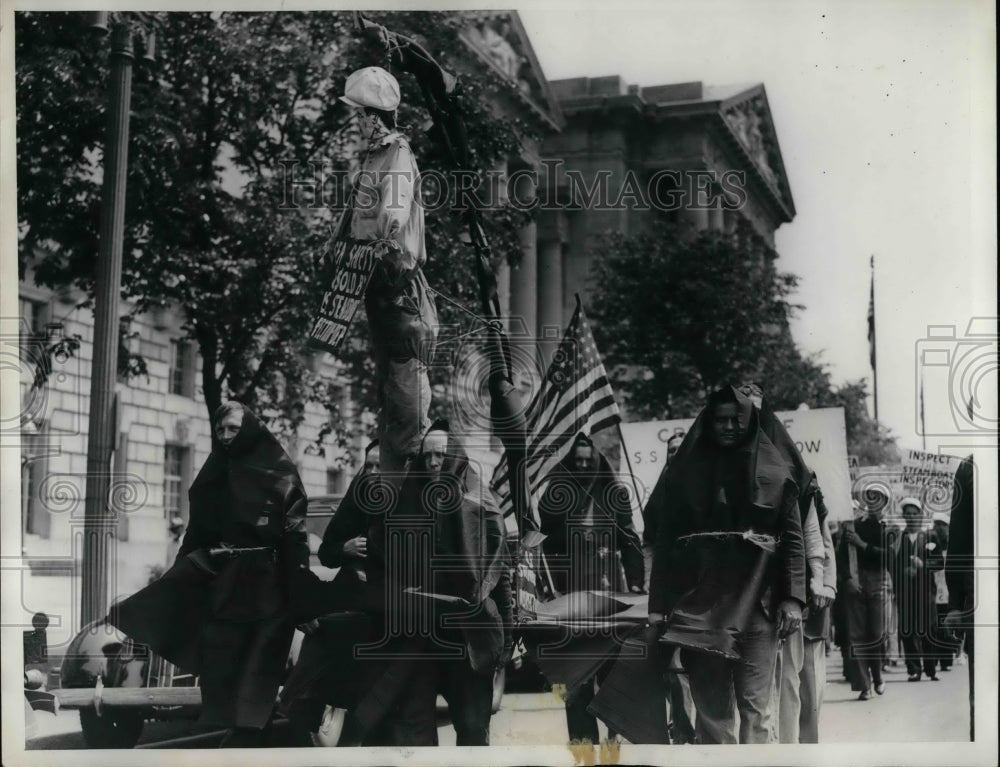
[620, 407, 853, 525]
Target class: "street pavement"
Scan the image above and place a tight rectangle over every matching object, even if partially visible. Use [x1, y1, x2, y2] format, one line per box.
[24, 649, 971, 749]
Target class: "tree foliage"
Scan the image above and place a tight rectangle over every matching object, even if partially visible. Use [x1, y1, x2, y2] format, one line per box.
[16, 10, 538, 453]
[587, 218, 898, 462]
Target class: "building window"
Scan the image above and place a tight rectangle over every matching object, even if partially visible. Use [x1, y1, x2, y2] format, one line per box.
[168, 339, 195, 397]
[163, 444, 189, 520]
[19, 296, 45, 335]
[326, 468, 344, 495]
[18, 296, 49, 431]
[22, 454, 49, 538]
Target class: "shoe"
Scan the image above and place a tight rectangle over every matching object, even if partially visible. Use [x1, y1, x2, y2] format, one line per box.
[928, 674, 940, 681]
[858, 689, 873, 700]
[875, 682, 886, 695]
[908, 674, 922, 682]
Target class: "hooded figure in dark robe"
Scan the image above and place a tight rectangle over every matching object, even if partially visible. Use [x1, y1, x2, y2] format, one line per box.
[110, 402, 326, 746]
[349, 420, 511, 746]
[645, 385, 806, 744]
[538, 432, 645, 595]
[533, 432, 644, 744]
[316, 440, 381, 584]
[278, 440, 382, 740]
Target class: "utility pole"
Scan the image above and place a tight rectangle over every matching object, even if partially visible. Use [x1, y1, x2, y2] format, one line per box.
[80, 13, 156, 628]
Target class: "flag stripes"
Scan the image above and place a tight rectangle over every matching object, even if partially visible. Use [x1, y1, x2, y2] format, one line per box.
[491, 297, 620, 527]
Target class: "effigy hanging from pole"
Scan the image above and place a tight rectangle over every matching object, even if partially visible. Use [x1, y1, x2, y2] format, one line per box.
[307, 13, 531, 536]
[308, 62, 438, 476]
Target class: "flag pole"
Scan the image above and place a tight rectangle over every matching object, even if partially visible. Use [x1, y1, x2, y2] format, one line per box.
[616, 422, 645, 527]
[920, 372, 927, 450]
[869, 255, 879, 425]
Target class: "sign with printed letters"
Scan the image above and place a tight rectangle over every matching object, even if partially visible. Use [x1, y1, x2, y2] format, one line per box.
[307, 239, 380, 354]
[621, 407, 853, 525]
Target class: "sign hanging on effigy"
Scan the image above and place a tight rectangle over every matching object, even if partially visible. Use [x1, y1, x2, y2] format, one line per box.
[307, 239, 380, 354]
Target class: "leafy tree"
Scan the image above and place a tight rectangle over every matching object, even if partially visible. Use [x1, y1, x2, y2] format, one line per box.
[587, 218, 897, 461]
[826, 380, 900, 465]
[589, 219, 802, 417]
[16, 10, 538, 455]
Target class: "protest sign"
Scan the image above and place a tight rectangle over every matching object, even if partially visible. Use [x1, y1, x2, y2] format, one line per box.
[307, 239, 380, 354]
[900, 447, 963, 516]
[620, 407, 853, 526]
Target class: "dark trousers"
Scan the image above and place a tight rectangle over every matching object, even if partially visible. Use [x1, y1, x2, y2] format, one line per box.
[936, 603, 954, 669]
[844, 584, 887, 690]
[666, 668, 696, 743]
[960, 626, 975, 741]
[564, 675, 616, 744]
[218, 709, 275, 748]
[897, 579, 943, 677]
[898, 594, 938, 677]
[219, 727, 265, 748]
[899, 629, 939, 677]
[440, 661, 494, 746]
[362, 657, 439, 747]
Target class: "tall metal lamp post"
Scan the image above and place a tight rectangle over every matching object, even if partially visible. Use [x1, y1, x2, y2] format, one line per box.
[80, 11, 157, 628]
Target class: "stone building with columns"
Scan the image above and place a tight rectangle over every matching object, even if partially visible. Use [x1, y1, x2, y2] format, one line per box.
[505, 74, 796, 342]
[14, 10, 797, 639]
[459, 14, 797, 397]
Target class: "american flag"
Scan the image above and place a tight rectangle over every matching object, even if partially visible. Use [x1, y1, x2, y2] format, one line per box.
[491, 296, 621, 526]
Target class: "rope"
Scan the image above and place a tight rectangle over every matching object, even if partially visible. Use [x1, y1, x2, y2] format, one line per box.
[677, 530, 778, 550]
[426, 286, 500, 331]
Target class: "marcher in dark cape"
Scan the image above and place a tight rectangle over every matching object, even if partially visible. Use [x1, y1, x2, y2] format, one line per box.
[644, 385, 806, 744]
[110, 403, 338, 740]
[538, 432, 645, 594]
[316, 440, 381, 584]
[748, 384, 826, 537]
[350, 421, 512, 745]
[945, 454, 974, 740]
[279, 440, 381, 741]
[646, 385, 806, 651]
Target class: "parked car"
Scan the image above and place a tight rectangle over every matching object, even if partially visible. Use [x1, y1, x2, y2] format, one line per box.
[34, 493, 506, 748]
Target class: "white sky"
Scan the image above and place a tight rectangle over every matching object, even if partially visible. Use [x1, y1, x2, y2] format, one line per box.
[2, 0, 995, 455]
[518, 0, 996, 456]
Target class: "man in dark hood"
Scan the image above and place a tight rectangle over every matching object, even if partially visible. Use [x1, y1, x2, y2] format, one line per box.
[279, 439, 382, 742]
[539, 432, 645, 595]
[646, 386, 806, 744]
[316, 439, 380, 581]
[111, 402, 317, 748]
[353, 420, 511, 746]
[537, 432, 644, 745]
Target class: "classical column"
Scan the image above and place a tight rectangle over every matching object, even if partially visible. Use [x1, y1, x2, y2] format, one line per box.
[509, 221, 538, 345]
[508, 165, 538, 386]
[496, 259, 511, 320]
[564, 210, 589, 326]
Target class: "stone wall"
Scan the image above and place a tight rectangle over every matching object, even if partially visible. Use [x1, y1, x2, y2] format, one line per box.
[17, 273, 354, 639]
